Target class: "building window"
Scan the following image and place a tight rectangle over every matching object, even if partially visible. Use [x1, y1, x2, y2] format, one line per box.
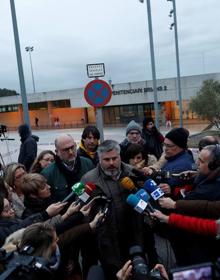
[0, 105, 18, 113]
[51, 100, 70, 108]
[103, 103, 164, 124]
[29, 102, 48, 110]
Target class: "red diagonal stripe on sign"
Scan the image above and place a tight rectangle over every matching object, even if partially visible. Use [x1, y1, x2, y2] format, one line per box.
[90, 84, 106, 99]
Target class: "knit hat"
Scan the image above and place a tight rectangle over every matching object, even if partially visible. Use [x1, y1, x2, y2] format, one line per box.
[165, 127, 189, 149]
[126, 120, 142, 136]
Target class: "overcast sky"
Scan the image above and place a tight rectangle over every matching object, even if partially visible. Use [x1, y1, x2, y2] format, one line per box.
[1, 0, 220, 94]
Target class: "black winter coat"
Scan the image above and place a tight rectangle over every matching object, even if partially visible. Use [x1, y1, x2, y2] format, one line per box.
[18, 134, 38, 171]
[0, 211, 49, 246]
[142, 127, 164, 159]
[185, 174, 220, 201]
[77, 147, 99, 166]
[22, 196, 54, 219]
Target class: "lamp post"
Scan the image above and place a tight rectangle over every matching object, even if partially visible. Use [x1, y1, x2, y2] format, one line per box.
[25, 46, 36, 94]
[168, 0, 183, 127]
[138, 0, 159, 128]
[10, 0, 30, 127]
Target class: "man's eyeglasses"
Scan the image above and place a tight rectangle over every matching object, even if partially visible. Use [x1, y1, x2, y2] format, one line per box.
[61, 145, 76, 153]
[163, 143, 176, 149]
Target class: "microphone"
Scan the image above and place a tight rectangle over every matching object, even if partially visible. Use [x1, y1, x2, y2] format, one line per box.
[143, 179, 164, 201]
[85, 182, 97, 195]
[171, 170, 198, 180]
[72, 182, 85, 196]
[62, 182, 85, 203]
[120, 177, 137, 192]
[126, 194, 153, 214]
[135, 189, 155, 213]
[77, 183, 97, 203]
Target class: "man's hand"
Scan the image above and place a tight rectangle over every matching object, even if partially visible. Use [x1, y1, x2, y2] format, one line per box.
[159, 183, 171, 194]
[46, 202, 67, 217]
[134, 159, 145, 169]
[89, 211, 105, 230]
[80, 203, 91, 216]
[142, 166, 154, 176]
[150, 209, 169, 223]
[116, 260, 132, 280]
[153, 264, 169, 280]
[62, 202, 81, 220]
[159, 197, 176, 209]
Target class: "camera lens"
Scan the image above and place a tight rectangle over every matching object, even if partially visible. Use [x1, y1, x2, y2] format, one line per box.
[133, 255, 148, 274]
[129, 245, 149, 280]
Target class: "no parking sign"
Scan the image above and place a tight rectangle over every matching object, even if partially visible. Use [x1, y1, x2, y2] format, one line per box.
[84, 79, 112, 108]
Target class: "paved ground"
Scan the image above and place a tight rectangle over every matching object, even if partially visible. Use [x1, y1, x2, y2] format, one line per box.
[0, 124, 206, 166]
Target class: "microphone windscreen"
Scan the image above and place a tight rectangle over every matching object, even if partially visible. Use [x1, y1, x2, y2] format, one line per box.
[136, 189, 150, 202]
[72, 182, 85, 196]
[126, 194, 147, 214]
[120, 177, 136, 191]
[126, 194, 140, 208]
[143, 179, 158, 193]
[85, 183, 96, 195]
[143, 179, 164, 200]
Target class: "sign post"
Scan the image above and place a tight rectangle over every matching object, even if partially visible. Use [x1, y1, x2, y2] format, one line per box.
[84, 77, 112, 142]
[85, 63, 111, 142]
[96, 108, 104, 142]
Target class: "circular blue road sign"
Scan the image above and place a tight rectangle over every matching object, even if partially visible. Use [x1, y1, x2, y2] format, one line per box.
[84, 79, 112, 108]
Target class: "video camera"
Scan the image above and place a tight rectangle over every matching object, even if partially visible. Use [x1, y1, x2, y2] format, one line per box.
[151, 170, 198, 181]
[0, 125, 14, 141]
[170, 258, 220, 280]
[0, 246, 52, 280]
[131, 168, 197, 183]
[129, 245, 164, 280]
[0, 125, 7, 138]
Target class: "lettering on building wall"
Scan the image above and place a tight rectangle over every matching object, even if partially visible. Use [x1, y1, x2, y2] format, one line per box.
[112, 86, 168, 95]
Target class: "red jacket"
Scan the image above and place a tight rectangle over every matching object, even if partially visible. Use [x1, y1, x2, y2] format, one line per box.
[169, 213, 218, 237]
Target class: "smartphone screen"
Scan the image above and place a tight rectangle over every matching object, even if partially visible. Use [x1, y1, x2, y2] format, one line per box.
[170, 263, 213, 280]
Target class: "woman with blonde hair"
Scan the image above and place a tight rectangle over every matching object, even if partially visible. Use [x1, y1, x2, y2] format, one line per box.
[18, 211, 103, 280]
[4, 162, 26, 217]
[19, 223, 58, 261]
[20, 173, 79, 225]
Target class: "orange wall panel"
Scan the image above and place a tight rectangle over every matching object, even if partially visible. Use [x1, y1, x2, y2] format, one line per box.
[51, 108, 85, 125]
[29, 110, 49, 127]
[0, 112, 22, 128]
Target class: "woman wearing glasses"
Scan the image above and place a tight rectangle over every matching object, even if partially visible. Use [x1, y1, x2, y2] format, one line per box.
[30, 150, 55, 174]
